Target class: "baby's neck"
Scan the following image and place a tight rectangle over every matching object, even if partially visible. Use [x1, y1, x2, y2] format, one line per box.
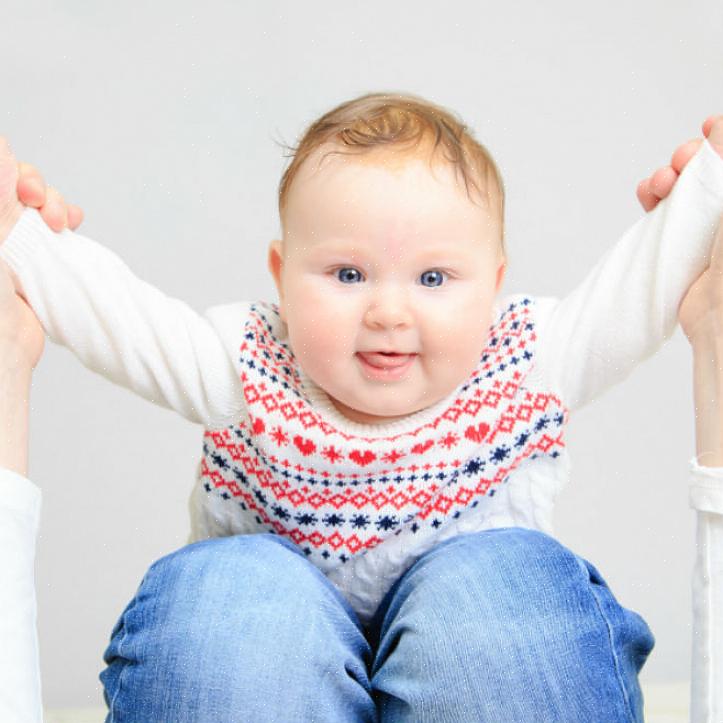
[329, 395, 418, 426]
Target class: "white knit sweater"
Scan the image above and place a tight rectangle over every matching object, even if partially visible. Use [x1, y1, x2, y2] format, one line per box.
[2, 138, 723, 720]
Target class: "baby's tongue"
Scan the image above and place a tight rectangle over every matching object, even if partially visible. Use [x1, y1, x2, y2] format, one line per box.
[359, 352, 411, 368]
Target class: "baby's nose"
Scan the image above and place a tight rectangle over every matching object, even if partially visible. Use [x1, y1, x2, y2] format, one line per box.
[363, 288, 414, 329]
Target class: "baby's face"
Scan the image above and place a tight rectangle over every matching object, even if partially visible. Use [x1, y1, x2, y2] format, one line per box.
[268, 145, 506, 425]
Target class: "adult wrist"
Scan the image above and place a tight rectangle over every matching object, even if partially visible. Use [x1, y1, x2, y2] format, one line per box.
[0, 347, 34, 378]
[691, 340, 723, 379]
[0, 203, 24, 247]
[692, 342, 723, 466]
[0, 361, 32, 477]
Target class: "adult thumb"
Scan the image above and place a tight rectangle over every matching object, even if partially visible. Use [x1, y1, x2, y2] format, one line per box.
[705, 116, 723, 158]
[709, 212, 723, 271]
[0, 258, 22, 298]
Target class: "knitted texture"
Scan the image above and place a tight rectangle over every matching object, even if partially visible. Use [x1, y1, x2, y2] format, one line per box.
[200, 295, 568, 573]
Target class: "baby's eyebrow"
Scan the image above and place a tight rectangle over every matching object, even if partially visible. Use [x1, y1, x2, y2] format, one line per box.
[308, 241, 470, 260]
[308, 241, 363, 254]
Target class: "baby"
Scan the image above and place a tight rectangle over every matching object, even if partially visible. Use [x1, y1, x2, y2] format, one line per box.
[2, 92, 723, 720]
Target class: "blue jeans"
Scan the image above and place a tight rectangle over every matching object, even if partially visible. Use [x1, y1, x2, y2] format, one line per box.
[99, 527, 655, 722]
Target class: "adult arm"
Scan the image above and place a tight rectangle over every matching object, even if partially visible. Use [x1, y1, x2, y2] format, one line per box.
[0, 360, 42, 723]
[678, 210, 723, 721]
[689, 457, 723, 723]
[688, 340, 723, 722]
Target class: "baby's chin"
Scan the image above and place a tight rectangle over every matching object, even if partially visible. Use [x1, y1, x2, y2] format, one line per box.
[328, 394, 430, 426]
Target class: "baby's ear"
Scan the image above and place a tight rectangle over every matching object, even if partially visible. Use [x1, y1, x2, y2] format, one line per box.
[267, 239, 286, 322]
[267, 239, 283, 283]
[495, 257, 507, 294]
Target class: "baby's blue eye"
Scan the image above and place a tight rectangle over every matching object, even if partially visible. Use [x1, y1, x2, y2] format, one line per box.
[420, 270, 445, 287]
[334, 267, 447, 287]
[336, 267, 363, 284]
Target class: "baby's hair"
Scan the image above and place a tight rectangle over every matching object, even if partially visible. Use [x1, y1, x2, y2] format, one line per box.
[275, 91, 506, 255]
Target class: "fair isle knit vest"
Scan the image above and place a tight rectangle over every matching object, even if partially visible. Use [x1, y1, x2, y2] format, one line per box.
[199, 294, 568, 574]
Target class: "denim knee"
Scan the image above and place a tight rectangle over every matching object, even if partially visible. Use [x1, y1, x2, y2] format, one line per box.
[100, 534, 304, 721]
[100, 533, 375, 723]
[101, 534, 308, 682]
[144, 531, 361, 627]
[400, 526, 581, 601]
[370, 526, 654, 723]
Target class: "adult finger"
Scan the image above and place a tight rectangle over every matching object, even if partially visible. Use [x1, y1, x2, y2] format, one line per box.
[0, 257, 14, 298]
[40, 186, 68, 232]
[636, 178, 659, 212]
[16, 162, 46, 207]
[708, 211, 723, 269]
[0, 257, 22, 296]
[702, 115, 721, 138]
[649, 166, 678, 200]
[671, 139, 702, 174]
[0, 137, 19, 200]
[67, 204, 84, 230]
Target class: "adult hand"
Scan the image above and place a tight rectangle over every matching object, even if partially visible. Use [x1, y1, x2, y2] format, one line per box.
[0, 136, 84, 245]
[0, 258, 43, 371]
[675, 119, 723, 346]
[679, 213, 723, 347]
[637, 116, 723, 212]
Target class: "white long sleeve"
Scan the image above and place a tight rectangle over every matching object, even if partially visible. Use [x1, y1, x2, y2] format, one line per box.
[3, 143, 723, 433]
[0, 209, 247, 429]
[689, 458, 723, 723]
[0, 469, 42, 723]
[532, 139, 723, 413]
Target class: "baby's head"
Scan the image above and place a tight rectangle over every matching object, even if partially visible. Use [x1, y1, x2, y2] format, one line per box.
[268, 91, 507, 426]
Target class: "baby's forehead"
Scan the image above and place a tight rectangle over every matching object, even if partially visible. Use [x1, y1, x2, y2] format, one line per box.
[282, 139, 503, 246]
[294, 150, 479, 217]
[302, 140, 445, 179]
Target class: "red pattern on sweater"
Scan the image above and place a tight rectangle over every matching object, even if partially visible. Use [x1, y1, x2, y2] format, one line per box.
[200, 295, 568, 569]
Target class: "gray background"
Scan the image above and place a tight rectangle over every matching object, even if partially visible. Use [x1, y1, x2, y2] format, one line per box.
[2, 0, 722, 709]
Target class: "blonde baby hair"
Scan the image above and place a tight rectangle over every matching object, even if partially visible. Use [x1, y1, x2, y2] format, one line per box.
[276, 90, 506, 256]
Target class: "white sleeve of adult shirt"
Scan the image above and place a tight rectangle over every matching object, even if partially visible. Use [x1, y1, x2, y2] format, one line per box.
[0, 469, 42, 723]
[0, 208, 247, 429]
[531, 139, 723, 412]
[689, 458, 723, 723]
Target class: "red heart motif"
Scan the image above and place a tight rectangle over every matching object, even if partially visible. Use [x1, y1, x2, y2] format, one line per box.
[251, 416, 265, 435]
[465, 423, 490, 444]
[349, 449, 377, 467]
[293, 435, 316, 456]
[411, 439, 434, 455]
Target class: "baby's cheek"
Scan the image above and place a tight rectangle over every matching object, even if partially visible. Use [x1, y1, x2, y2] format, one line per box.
[426, 310, 487, 367]
[292, 302, 352, 361]
[428, 305, 477, 341]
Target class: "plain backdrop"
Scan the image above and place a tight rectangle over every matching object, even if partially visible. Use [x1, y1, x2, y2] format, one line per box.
[2, 0, 722, 709]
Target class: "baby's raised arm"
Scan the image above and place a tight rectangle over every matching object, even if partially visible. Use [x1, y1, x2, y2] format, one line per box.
[533, 118, 723, 413]
[0, 140, 246, 429]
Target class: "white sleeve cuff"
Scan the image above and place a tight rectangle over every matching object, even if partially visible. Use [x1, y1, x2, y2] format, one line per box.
[0, 467, 43, 723]
[689, 455, 723, 514]
[0, 467, 41, 532]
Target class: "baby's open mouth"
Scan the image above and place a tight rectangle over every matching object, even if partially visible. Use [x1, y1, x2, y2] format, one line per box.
[357, 351, 417, 369]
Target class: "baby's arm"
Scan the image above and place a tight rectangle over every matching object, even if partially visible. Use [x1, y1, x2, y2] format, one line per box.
[0, 137, 248, 428]
[0, 208, 247, 428]
[533, 118, 723, 412]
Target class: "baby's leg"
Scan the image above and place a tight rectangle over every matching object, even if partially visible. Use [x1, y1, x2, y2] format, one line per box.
[368, 527, 655, 723]
[99, 533, 376, 723]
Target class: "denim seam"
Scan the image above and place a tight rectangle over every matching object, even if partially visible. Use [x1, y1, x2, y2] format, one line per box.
[577, 556, 636, 723]
[107, 599, 136, 723]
